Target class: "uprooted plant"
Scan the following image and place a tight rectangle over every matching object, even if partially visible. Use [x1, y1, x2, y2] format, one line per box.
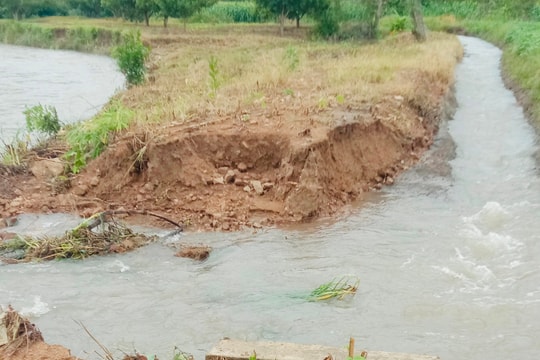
[308, 276, 359, 301]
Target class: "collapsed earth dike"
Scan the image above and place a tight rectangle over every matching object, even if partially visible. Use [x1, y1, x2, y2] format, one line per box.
[64, 94, 448, 231]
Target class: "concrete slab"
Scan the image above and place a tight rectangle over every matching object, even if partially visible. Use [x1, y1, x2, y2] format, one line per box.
[206, 339, 440, 360]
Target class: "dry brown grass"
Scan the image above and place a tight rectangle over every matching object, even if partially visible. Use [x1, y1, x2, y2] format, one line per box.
[22, 19, 462, 133]
[113, 25, 463, 135]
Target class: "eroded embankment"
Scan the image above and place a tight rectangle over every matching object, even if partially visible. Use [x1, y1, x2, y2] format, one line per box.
[56, 92, 453, 231]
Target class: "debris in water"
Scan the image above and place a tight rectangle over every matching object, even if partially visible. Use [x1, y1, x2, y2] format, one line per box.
[175, 244, 212, 261]
[308, 276, 359, 301]
[0, 306, 44, 358]
[0, 210, 183, 263]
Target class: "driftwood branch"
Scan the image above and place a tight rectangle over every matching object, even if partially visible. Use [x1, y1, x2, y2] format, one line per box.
[78, 210, 183, 232]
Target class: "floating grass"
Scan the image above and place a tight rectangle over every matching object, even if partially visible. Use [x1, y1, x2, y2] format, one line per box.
[308, 276, 359, 301]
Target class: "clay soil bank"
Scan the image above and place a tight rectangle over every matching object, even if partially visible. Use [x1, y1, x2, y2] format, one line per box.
[0, 25, 463, 232]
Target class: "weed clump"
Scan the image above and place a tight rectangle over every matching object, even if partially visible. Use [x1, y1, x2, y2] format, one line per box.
[24, 104, 62, 137]
[64, 100, 132, 173]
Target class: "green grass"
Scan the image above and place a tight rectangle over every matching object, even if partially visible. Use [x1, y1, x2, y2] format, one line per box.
[193, 1, 270, 23]
[64, 100, 133, 173]
[0, 19, 124, 54]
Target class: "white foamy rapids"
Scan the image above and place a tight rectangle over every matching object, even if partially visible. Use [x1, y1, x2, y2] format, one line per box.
[108, 260, 130, 273]
[463, 201, 511, 233]
[460, 202, 524, 259]
[20, 296, 50, 317]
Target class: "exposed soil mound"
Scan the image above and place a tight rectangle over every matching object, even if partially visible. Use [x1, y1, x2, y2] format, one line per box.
[68, 94, 447, 230]
[0, 93, 451, 231]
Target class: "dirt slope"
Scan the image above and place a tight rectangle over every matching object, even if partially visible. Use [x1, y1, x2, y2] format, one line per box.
[0, 91, 454, 231]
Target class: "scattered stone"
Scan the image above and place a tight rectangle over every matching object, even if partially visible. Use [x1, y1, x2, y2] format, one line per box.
[221, 222, 230, 231]
[8, 198, 22, 208]
[224, 170, 236, 184]
[90, 176, 100, 187]
[262, 182, 274, 190]
[72, 184, 88, 196]
[143, 182, 154, 192]
[218, 166, 229, 174]
[235, 179, 248, 187]
[251, 180, 264, 195]
[386, 176, 394, 185]
[29, 158, 64, 180]
[237, 162, 248, 172]
[243, 185, 251, 193]
[213, 176, 225, 185]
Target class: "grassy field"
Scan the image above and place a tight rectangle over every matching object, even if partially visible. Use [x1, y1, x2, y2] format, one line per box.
[0, 17, 462, 171]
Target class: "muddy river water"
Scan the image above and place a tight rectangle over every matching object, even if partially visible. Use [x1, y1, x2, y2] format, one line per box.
[1, 36, 539, 360]
[0, 44, 124, 143]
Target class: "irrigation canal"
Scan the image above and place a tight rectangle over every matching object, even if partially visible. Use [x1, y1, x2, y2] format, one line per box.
[1, 36, 539, 360]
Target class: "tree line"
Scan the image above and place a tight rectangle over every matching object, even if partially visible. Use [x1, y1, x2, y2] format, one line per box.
[0, 0, 219, 27]
[1, 0, 537, 35]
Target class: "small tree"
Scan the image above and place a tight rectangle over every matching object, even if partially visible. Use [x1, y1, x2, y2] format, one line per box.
[257, 0, 330, 36]
[288, 0, 329, 28]
[136, 0, 157, 25]
[156, 0, 216, 29]
[113, 31, 150, 86]
[312, 0, 339, 39]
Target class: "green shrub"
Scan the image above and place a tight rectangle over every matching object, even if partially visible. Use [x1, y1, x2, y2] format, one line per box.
[389, 16, 407, 33]
[24, 104, 62, 136]
[313, 7, 340, 39]
[112, 31, 150, 86]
